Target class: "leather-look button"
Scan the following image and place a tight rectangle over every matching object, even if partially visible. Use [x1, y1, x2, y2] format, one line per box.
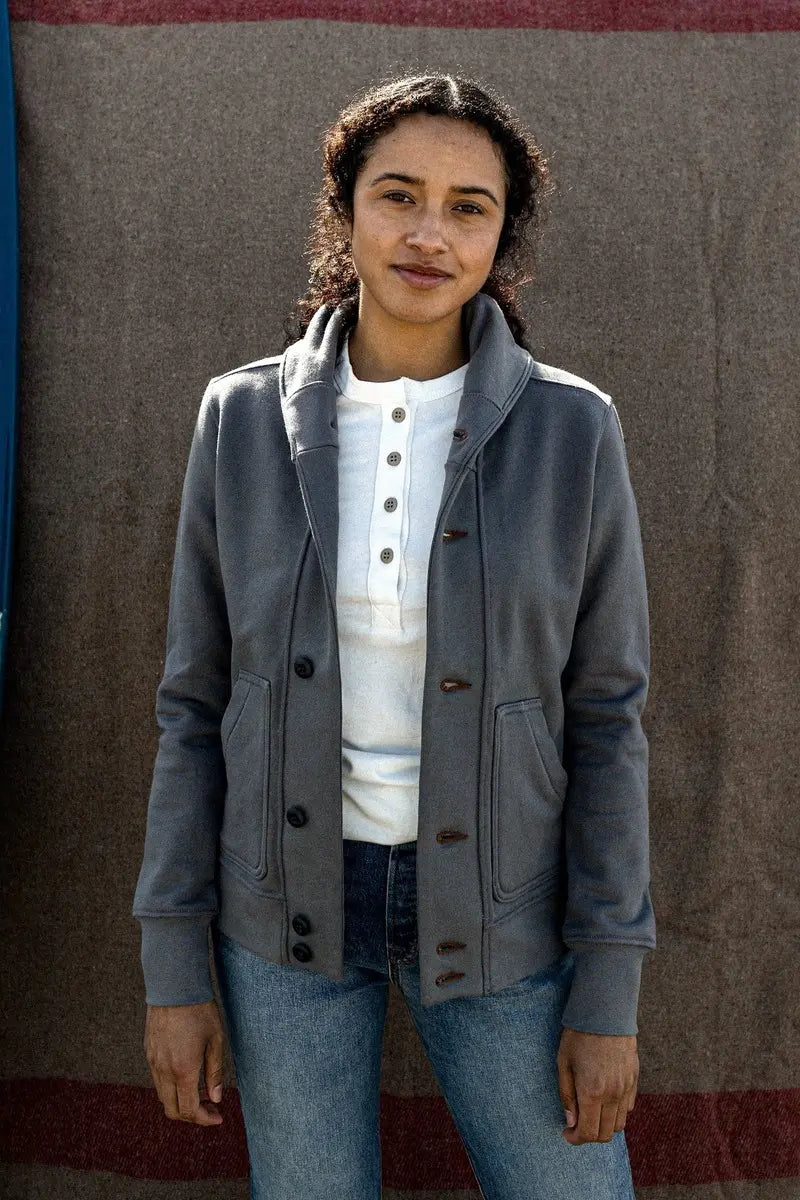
[442, 529, 468, 540]
[292, 943, 313, 963]
[453, 428, 468, 441]
[440, 678, 471, 692]
[294, 655, 314, 679]
[391, 407, 406, 422]
[437, 940, 467, 954]
[436, 970, 466, 986]
[436, 829, 469, 843]
[286, 806, 308, 828]
[292, 914, 312, 936]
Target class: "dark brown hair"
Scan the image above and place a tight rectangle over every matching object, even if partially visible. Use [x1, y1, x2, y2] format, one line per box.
[282, 70, 556, 352]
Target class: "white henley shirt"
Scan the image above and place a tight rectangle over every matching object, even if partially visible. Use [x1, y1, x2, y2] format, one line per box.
[334, 332, 470, 845]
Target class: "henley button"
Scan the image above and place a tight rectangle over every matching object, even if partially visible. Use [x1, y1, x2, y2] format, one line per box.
[384, 497, 398, 512]
[387, 451, 402, 465]
[380, 547, 394, 563]
[391, 407, 406, 422]
[286, 806, 308, 828]
[294, 655, 314, 678]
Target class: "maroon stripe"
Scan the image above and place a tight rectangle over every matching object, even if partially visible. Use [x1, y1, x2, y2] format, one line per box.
[9, 0, 800, 31]
[0, 1079, 798, 1186]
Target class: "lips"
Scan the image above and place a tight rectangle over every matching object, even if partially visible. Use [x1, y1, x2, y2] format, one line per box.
[393, 263, 451, 277]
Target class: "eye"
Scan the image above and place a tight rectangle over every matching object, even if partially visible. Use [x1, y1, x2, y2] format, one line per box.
[455, 203, 484, 215]
[383, 191, 413, 203]
[382, 192, 484, 215]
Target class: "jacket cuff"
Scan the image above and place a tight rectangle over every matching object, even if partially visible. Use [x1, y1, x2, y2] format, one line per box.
[561, 943, 650, 1035]
[137, 914, 216, 1006]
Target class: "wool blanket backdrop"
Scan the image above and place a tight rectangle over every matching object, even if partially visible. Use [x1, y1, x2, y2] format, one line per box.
[0, 2, 798, 1197]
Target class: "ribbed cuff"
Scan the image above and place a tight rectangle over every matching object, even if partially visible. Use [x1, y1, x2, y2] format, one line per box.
[561, 943, 650, 1035]
[137, 914, 216, 1006]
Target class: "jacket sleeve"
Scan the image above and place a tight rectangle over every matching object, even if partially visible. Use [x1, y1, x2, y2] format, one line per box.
[131, 378, 230, 1006]
[559, 399, 656, 1036]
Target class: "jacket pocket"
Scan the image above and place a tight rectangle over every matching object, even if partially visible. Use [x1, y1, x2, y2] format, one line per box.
[219, 668, 271, 879]
[490, 697, 569, 904]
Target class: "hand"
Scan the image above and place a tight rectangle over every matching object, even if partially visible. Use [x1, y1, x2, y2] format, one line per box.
[144, 1000, 226, 1125]
[557, 1026, 639, 1145]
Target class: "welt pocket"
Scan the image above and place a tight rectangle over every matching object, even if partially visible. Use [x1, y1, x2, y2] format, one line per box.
[219, 668, 272, 879]
[221, 669, 269, 754]
[490, 696, 568, 905]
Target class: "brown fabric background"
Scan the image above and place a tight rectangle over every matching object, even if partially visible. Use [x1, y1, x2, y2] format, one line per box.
[1, 13, 798, 1199]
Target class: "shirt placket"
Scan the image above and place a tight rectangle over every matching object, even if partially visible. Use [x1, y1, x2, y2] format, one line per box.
[368, 381, 412, 631]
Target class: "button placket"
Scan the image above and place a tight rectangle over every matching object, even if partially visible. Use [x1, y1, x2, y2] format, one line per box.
[368, 384, 410, 621]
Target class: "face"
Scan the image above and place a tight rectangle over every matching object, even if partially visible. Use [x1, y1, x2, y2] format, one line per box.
[343, 113, 508, 330]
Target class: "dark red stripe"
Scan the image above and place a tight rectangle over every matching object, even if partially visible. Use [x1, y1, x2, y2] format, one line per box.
[0, 1079, 798, 1186]
[9, 0, 800, 31]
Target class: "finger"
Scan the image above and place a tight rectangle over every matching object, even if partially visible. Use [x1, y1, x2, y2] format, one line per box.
[205, 1030, 225, 1105]
[574, 1094, 601, 1144]
[626, 1077, 638, 1114]
[557, 1054, 578, 1130]
[160, 1077, 181, 1121]
[614, 1098, 629, 1133]
[175, 1067, 206, 1123]
[597, 1101, 618, 1142]
[179, 1066, 225, 1126]
[147, 1063, 177, 1120]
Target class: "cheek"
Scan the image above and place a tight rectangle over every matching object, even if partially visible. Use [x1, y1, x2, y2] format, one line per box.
[462, 228, 503, 271]
[353, 208, 394, 245]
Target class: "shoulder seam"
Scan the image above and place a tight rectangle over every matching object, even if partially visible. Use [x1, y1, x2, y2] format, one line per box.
[527, 361, 612, 407]
[208, 355, 283, 386]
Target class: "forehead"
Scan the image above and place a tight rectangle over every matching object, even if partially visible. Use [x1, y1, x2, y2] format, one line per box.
[363, 113, 506, 183]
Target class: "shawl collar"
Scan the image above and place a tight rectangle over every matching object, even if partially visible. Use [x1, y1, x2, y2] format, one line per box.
[278, 291, 533, 605]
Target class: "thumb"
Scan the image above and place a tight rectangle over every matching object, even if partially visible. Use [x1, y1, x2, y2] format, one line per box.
[205, 1034, 224, 1105]
[558, 1058, 578, 1127]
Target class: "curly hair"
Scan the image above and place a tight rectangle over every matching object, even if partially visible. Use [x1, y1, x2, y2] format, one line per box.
[282, 69, 556, 353]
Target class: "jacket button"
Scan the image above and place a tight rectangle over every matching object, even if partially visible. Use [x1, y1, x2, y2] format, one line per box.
[436, 829, 469, 843]
[436, 970, 466, 986]
[294, 655, 314, 678]
[440, 678, 471, 692]
[292, 942, 313, 962]
[286, 806, 308, 827]
[453, 428, 468, 441]
[442, 529, 468, 540]
[437, 940, 467, 954]
[292, 913, 312, 935]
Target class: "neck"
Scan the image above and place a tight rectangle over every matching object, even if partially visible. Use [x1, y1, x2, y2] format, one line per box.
[346, 290, 469, 383]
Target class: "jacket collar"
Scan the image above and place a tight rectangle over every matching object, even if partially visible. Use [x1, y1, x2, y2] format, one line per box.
[278, 290, 533, 605]
[279, 289, 532, 466]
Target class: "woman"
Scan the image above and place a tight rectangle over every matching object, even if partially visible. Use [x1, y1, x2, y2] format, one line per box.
[133, 71, 655, 1200]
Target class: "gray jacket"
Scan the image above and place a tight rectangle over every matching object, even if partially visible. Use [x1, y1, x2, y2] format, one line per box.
[132, 290, 656, 1035]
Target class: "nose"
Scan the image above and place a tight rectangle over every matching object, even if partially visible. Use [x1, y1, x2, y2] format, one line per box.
[405, 205, 449, 254]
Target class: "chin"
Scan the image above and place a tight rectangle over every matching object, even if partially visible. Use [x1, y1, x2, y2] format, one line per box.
[379, 281, 465, 325]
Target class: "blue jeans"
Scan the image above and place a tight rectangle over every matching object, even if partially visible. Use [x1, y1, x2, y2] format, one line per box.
[211, 838, 637, 1199]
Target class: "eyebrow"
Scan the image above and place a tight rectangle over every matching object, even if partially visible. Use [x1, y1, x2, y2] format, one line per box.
[367, 171, 500, 208]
